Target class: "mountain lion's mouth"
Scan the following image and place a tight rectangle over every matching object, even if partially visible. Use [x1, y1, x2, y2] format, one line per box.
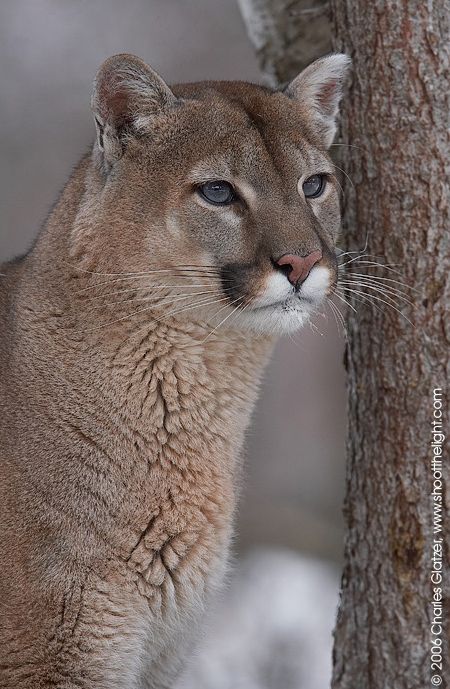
[251, 293, 314, 312]
[253, 265, 330, 311]
[230, 265, 332, 334]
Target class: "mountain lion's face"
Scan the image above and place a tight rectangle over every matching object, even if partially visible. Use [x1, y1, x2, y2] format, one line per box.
[86, 54, 350, 334]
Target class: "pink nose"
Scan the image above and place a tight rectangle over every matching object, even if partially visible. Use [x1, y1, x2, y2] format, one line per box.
[276, 250, 322, 286]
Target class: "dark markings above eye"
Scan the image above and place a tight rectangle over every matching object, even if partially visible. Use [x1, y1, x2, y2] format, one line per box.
[198, 181, 236, 206]
[302, 174, 326, 198]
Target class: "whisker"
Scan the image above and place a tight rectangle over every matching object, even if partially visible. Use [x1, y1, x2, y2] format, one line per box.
[341, 272, 419, 293]
[87, 286, 220, 306]
[238, 298, 252, 319]
[333, 301, 348, 338]
[201, 297, 245, 343]
[114, 295, 232, 349]
[335, 234, 371, 260]
[338, 252, 390, 269]
[340, 277, 416, 303]
[339, 258, 403, 274]
[337, 230, 374, 265]
[326, 300, 341, 337]
[90, 290, 219, 310]
[74, 273, 231, 295]
[328, 299, 348, 340]
[231, 297, 253, 330]
[203, 299, 236, 329]
[77, 292, 226, 333]
[331, 175, 345, 198]
[335, 233, 373, 264]
[333, 289, 358, 314]
[329, 142, 367, 152]
[338, 285, 415, 327]
[310, 320, 324, 337]
[339, 279, 415, 306]
[63, 260, 225, 277]
[335, 286, 384, 317]
[208, 295, 243, 324]
[330, 161, 355, 190]
[286, 326, 308, 352]
[339, 280, 410, 305]
[161, 295, 230, 320]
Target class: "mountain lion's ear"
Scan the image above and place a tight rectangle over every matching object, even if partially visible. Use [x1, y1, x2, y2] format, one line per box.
[91, 53, 177, 164]
[285, 54, 351, 149]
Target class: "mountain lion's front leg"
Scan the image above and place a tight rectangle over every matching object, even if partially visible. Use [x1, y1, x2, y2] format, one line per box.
[1, 574, 153, 689]
[1, 554, 223, 689]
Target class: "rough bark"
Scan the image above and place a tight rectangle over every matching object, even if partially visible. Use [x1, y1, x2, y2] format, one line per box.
[331, 3, 450, 688]
[238, 1, 450, 687]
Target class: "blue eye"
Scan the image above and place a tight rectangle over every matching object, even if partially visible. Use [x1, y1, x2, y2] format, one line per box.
[199, 181, 236, 206]
[302, 174, 326, 198]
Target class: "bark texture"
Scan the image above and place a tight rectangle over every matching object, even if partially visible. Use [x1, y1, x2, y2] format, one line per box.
[237, 0, 331, 84]
[331, 3, 450, 687]
[238, 1, 450, 687]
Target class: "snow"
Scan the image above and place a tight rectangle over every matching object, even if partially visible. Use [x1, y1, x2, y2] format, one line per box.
[177, 549, 340, 689]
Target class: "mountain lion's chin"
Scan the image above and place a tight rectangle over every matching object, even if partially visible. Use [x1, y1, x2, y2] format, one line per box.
[231, 264, 331, 335]
[234, 298, 315, 335]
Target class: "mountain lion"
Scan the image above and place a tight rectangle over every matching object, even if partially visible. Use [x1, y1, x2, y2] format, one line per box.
[0, 52, 350, 688]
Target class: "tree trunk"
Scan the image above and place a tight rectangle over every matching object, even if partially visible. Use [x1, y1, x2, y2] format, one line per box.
[331, 3, 449, 688]
[238, 1, 450, 687]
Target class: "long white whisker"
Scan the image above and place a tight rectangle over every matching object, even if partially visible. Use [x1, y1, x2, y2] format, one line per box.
[335, 234, 371, 260]
[333, 301, 348, 337]
[339, 280, 415, 306]
[78, 292, 227, 333]
[335, 286, 384, 316]
[310, 320, 324, 336]
[341, 276, 415, 301]
[63, 260, 224, 277]
[339, 258, 403, 275]
[333, 175, 345, 198]
[326, 300, 340, 336]
[341, 272, 419, 293]
[330, 161, 355, 190]
[329, 143, 367, 152]
[209, 295, 245, 323]
[201, 297, 245, 343]
[340, 282, 406, 307]
[337, 251, 392, 269]
[74, 274, 230, 294]
[117, 295, 231, 347]
[203, 299, 236, 329]
[91, 290, 219, 311]
[333, 289, 358, 313]
[89, 289, 219, 309]
[339, 286, 415, 326]
[84, 284, 223, 302]
[328, 299, 347, 340]
[161, 296, 230, 320]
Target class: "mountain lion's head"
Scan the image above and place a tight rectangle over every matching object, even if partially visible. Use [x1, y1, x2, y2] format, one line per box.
[79, 53, 350, 335]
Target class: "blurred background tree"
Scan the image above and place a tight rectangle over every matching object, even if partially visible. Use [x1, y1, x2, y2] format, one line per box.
[237, 0, 331, 81]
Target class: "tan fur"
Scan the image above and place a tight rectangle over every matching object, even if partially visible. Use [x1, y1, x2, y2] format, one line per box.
[0, 53, 349, 688]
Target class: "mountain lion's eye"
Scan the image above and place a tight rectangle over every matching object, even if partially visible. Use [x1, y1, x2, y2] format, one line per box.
[302, 174, 326, 198]
[198, 181, 236, 206]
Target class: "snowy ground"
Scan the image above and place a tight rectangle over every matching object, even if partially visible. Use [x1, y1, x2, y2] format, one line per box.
[177, 549, 340, 689]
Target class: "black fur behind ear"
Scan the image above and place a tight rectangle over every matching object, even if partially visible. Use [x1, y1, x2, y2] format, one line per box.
[91, 53, 177, 164]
